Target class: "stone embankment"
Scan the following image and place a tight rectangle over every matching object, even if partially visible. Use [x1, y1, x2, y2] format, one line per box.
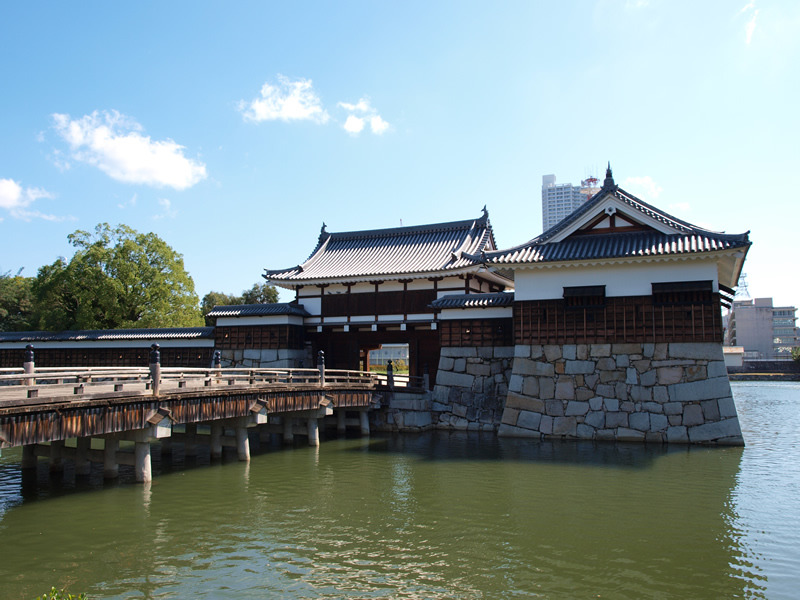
[218, 348, 304, 368]
[498, 342, 743, 445]
[431, 346, 514, 432]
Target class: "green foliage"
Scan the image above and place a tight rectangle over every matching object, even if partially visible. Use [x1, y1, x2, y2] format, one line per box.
[791, 347, 800, 362]
[36, 587, 87, 600]
[31, 223, 203, 331]
[201, 282, 279, 325]
[0, 268, 35, 331]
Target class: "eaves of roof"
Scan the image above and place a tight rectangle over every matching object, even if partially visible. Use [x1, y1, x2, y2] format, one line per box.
[0, 327, 215, 343]
[430, 292, 514, 310]
[206, 303, 310, 318]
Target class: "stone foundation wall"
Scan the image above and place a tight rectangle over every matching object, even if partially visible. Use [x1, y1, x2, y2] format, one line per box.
[432, 346, 514, 431]
[498, 342, 743, 445]
[219, 348, 305, 368]
[372, 391, 434, 432]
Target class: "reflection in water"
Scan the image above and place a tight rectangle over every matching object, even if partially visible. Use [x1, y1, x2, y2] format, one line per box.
[0, 383, 798, 598]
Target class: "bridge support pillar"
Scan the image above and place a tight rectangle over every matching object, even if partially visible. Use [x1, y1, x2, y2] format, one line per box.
[359, 410, 370, 437]
[235, 418, 250, 462]
[184, 423, 198, 456]
[210, 423, 223, 458]
[21, 445, 36, 469]
[49, 440, 64, 473]
[75, 437, 91, 476]
[283, 417, 294, 444]
[307, 418, 320, 446]
[135, 441, 152, 483]
[337, 410, 346, 435]
[104, 439, 119, 479]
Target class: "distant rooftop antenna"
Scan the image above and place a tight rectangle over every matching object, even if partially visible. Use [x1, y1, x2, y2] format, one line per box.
[734, 273, 751, 299]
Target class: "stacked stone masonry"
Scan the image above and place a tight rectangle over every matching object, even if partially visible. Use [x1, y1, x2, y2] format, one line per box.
[219, 348, 305, 368]
[432, 346, 514, 432]
[498, 342, 743, 445]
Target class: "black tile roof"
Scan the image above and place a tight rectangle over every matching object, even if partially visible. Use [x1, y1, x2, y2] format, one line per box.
[430, 292, 514, 309]
[0, 327, 214, 343]
[265, 210, 500, 283]
[206, 303, 310, 318]
[476, 177, 750, 265]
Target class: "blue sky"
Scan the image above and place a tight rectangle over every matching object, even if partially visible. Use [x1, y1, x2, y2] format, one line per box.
[1, 1, 797, 308]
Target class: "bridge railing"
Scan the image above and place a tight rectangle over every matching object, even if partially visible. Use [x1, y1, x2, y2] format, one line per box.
[0, 366, 382, 401]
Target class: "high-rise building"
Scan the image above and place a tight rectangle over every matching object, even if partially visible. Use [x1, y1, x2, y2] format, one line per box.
[541, 174, 599, 232]
[725, 298, 798, 360]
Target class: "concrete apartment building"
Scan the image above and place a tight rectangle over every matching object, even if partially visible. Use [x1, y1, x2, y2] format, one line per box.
[541, 174, 599, 232]
[725, 298, 798, 360]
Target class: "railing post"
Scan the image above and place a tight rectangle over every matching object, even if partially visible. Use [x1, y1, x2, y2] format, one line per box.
[23, 344, 34, 385]
[149, 343, 161, 396]
[423, 363, 430, 390]
[387, 360, 394, 389]
[317, 350, 325, 386]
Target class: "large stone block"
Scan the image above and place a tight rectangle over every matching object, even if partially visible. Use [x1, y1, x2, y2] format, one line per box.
[467, 362, 491, 377]
[436, 370, 475, 389]
[600, 370, 624, 384]
[577, 424, 595, 439]
[517, 410, 542, 431]
[630, 386, 652, 402]
[629, 412, 650, 432]
[501, 408, 519, 425]
[543, 345, 562, 361]
[522, 377, 540, 397]
[718, 397, 738, 418]
[454, 358, 466, 372]
[642, 402, 663, 414]
[509, 374, 523, 393]
[663, 402, 683, 415]
[565, 360, 596, 375]
[565, 401, 590, 416]
[688, 418, 743, 444]
[441, 347, 477, 358]
[562, 345, 577, 360]
[403, 412, 433, 428]
[576, 345, 589, 360]
[682, 404, 704, 427]
[603, 398, 619, 412]
[617, 428, 645, 441]
[439, 356, 455, 371]
[596, 429, 616, 441]
[585, 373, 599, 390]
[606, 411, 628, 428]
[539, 377, 556, 399]
[555, 379, 575, 400]
[515, 345, 531, 358]
[477, 347, 494, 359]
[653, 386, 670, 403]
[707, 361, 728, 379]
[639, 369, 657, 387]
[701, 399, 720, 422]
[539, 415, 554, 434]
[545, 400, 565, 416]
[657, 365, 684, 384]
[650, 413, 669, 432]
[612, 343, 642, 355]
[668, 377, 732, 403]
[590, 344, 612, 357]
[497, 424, 541, 438]
[506, 392, 544, 413]
[530, 345, 544, 359]
[626, 368, 638, 385]
[585, 410, 605, 429]
[552, 417, 577, 436]
[493, 346, 516, 358]
[666, 426, 689, 443]
[596, 357, 616, 371]
[244, 349, 261, 360]
[596, 383, 616, 398]
[668, 343, 723, 361]
[685, 365, 708, 382]
[514, 358, 555, 377]
[576, 388, 594, 402]
[632, 359, 651, 374]
[589, 397, 604, 411]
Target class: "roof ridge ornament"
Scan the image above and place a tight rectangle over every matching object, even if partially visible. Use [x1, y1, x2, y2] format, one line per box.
[602, 162, 617, 191]
[481, 205, 489, 220]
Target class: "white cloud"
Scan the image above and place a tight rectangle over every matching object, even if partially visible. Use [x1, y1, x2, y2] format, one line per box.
[370, 115, 390, 135]
[239, 75, 330, 124]
[0, 177, 62, 220]
[52, 110, 207, 190]
[337, 97, 391, 136]
[623, 175, 664, 202]
[739, 2, 758, 44]
[153, 197, 178, 220]
[343, 115, 365, 135]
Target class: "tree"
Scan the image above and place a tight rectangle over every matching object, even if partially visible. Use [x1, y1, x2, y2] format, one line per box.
[200, 282, 279, 326]
[32, 224, 203, 330]
[0, 268, 35, 331]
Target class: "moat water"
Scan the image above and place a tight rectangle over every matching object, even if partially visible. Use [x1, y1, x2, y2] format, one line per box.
[0, 381, 798, 599]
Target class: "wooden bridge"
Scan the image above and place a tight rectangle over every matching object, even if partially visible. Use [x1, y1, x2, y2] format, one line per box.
[0, 366, 415, 483]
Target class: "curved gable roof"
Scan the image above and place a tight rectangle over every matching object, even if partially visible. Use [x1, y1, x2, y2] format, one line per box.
[265, 209, 501, 284]
[476, 167, 750, 268]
